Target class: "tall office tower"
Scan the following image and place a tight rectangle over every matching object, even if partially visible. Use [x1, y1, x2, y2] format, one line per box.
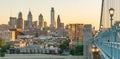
[28, 10, 33, 28]
[24, 20, 29, 29]
[33, 21, 38, 28]
[9, 17, 17, 28]
[57, 15, 61, 29]
[50, 7, 56, 28]
[17, 12, 24, 29]
[100, 0, 120, 29]
[39, 14, 44, 28]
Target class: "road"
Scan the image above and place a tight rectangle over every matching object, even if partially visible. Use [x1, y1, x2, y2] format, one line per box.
[92, 52, 101, 59]
[91, 44, 101, 59]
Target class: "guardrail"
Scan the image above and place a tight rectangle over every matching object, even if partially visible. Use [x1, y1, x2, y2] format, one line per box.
[94, 25, 120, 59]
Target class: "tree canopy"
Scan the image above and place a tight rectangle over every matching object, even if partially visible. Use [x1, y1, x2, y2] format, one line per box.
[0, 38, 5, 47]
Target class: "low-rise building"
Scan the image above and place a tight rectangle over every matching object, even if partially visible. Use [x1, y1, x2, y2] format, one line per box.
[0, 30, 15, 43]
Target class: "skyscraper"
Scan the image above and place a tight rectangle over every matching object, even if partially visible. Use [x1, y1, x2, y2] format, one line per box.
[57, 15, 61, 29]
[9, 17, 17, 28]
[17, 12, 24, 29]
[50, 7, 56, 28]
[24, 20, 29, 29]
[39, 14, 44, 28]
[28, 10, 33, 28]
[33, 21, 38, 28]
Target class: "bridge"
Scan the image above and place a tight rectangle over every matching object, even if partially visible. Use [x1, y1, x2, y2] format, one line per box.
[93, 0, 120, 59]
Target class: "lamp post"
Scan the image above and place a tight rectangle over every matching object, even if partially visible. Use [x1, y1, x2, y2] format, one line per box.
[100, 25, 103, 31]
[109, 8, 114, 28]
[109, 8, 114, 59]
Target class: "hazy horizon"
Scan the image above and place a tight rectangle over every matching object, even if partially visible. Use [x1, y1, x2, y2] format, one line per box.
[0, 0, 102, 30]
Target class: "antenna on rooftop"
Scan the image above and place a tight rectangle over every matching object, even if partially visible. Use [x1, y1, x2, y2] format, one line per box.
[10, 9, 12, 17]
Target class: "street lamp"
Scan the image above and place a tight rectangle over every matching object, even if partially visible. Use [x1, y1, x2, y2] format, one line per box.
[109, 8, 114, 59]
[101, 25, 103, 29]
[109, 8, 114, 28]
[100, 25, 103, 31]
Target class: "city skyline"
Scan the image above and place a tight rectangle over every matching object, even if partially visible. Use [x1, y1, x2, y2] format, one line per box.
[0, 0, 119, 59]
[0, 0, 101, 30]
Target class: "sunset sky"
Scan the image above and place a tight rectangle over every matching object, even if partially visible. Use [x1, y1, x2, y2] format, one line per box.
[0, 0, 102, 30]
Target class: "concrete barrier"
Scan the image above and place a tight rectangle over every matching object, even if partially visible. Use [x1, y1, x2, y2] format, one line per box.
[0, 54, 83, 59]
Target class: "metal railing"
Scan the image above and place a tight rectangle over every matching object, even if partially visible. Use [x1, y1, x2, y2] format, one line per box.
[94, 25, 120, 59]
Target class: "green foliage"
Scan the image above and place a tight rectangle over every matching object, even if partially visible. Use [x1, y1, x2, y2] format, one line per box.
[5, 43, 11, 49]
[76, 38, 83, 46]
[0, 44, 12, 57]
[58, 50, 63, 54]
[0, 52, 5, 57]
[70, 45, 83, 55]
[59, 38, 70, 54]
[75, 45, 83, 55]
[70, 38, 83, 55]
[0, 38, 6, 57]
[59, 44, 66, 50]
[0, 38, 5, 47]
[63, 39, 70, 47]
[59, 38, 83, 55]
[70, 49, 75, 55]
[1, 43, 11, 52]
[0, 38, 12, 57]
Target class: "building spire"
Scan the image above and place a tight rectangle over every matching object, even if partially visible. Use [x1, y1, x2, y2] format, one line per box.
[50, 7, 55, 28]
[28, 8, 32, 16]
[57, 14, 61, 28]
[57, 15, 60, 23]
[18, 11, 22, 19]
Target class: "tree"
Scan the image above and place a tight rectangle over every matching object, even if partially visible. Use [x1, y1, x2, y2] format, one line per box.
[0, 38, 6, 57]
[70, 38, 83, 55]
[0, 38, 12, 57]
[1, 43, 11, 52]
[63, 39, 70, 47]
[70, 49, 75, 55]
[75, 45, 83, 55]
[0, 38, 5, 47]
[59, 44, 66, 50]
[58, 39, 70, 54]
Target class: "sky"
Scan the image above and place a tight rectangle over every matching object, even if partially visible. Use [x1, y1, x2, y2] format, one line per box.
[0, 0, 102, 30]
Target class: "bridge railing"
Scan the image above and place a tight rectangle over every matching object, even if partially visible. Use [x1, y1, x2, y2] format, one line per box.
[94, 25, 120, 59]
